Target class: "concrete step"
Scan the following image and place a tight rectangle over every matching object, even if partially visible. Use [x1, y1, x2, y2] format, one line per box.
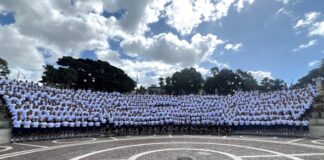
[310, 118, 324, 125]
[310, 119, 316, 125]
[0, 129, 11, 144]
[0, 121, 10, 129]
[0, 113, 9, 121]
[310, 125, 324, 138]
[311, 112, 324, 118]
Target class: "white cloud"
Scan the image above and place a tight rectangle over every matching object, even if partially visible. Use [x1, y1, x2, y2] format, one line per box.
[94, 56, 210, 87]
[119, 60, 179, 87]
[235, 0, 255, 12]
[103, 0, 256, 36]
[291, 40, 317, 52]
[308, 60, 320, 67]
[224, 43, 243, 52]
[194, 65, 209, 78]
[0, 0, 120, 82]
[294, 12, 324, 37]
[309, 21, 324, 36]
[204, 58, 230, 69]
[275, 8, 284, 15]
[275, 7, 292, 17]
[165, 0, 237, 35]
[248, 71, 273, 83]
[94, 56, 182, 87]
[94, 40, 193, 87]
[95, 49, 122, 66]
[276, 0, 290, 4]
[214, 0, 237, 19]
[294, 12, 321, 29]
[121, 32, 224, 66]
[103, 0, 168, 35]
[165, 0, 202, 35]
[97, 41, 213, 87]
[0, 0, 237, 86]
[0, 25, 44, 81]
[0, 0, 114, 57]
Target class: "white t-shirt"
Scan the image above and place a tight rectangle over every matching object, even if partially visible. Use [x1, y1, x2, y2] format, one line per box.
[40, 122, 47, 128]
[23, 120, 31, 128]
[82, 121, 88, 127]
[32, 121, 39, 128]
[13, 120, 22, 128]
[55, 122, 61, 128]
[48, 122, 54, 128]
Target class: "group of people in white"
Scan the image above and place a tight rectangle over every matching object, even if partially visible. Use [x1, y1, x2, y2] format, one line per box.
[0, 77, 317, 142]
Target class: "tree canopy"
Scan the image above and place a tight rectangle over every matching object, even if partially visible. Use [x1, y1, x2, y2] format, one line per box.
[203, 68, 259, 95]
[0, 57, 10, 77]
[157, 67, 286, 95]
[294, 59, 324, 88]
[162, 67, 204, 95]
[40, 56, 136, 92]
[259, 77, 286, 92]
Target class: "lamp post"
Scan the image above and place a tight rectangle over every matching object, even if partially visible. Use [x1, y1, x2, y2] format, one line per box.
[238, 81, 242, 92]
[227, 81, 236, 94]
[83, 72, 95, 89]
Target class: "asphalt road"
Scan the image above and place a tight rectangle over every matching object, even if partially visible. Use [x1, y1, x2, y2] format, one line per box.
[0, 135, 324, 160]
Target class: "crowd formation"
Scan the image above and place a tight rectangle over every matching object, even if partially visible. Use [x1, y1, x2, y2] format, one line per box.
[0, 77, 318, 142]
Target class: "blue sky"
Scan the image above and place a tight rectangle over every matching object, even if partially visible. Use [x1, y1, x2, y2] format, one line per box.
[211, 0, 324, 83]
[0, 12, 14, 25]
[0, 0, 323, 86]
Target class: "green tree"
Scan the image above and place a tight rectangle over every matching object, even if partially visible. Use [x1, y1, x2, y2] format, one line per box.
[294, 59, 324, 88]
[0, 58, 10, 77]
[204, 68, 238, 95]
[210, 67, 219, 77]
[41, 56, 136, 92]
[204, 68, 259, 95]
[57, 67, 78, 87]
[135, 86, 146, 94]
[171, 67, 204, 94]
[158, 77, 164, 87]
[164, 76, 173, 94]
[271, 78, 286, 90]
[236, 69, 258, 91]
[259, 77, 286, 91]
[203, 77, 217, 94]
[41, 65, 58, 85]
[214, 69, 239, 95]
[41, 65, 78, 88]
[259, 77, 272, 91]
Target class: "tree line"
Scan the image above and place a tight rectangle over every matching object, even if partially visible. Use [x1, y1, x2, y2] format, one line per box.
[0, 57, 323, 95]
[294, 59, 324, 88]
[139, 67, 286, 95]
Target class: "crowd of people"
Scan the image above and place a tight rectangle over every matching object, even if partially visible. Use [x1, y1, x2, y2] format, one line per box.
[0, 77, 317, 142]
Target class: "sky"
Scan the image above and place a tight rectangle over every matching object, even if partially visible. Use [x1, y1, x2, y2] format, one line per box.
[0, 0, 323, 87]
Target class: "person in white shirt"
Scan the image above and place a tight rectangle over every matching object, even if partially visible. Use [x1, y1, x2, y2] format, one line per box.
[80, 120, 88, 136]
[0, 77, 318, 139]
[47, 120, 55, 139]
[88, 121, 94, 127]
[12, 117, 22, 142]
[302, 119, 309, 131]
[22, 117, 32, 140]
[38, 119, 47, 140]
[31, 118, 39, 138]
